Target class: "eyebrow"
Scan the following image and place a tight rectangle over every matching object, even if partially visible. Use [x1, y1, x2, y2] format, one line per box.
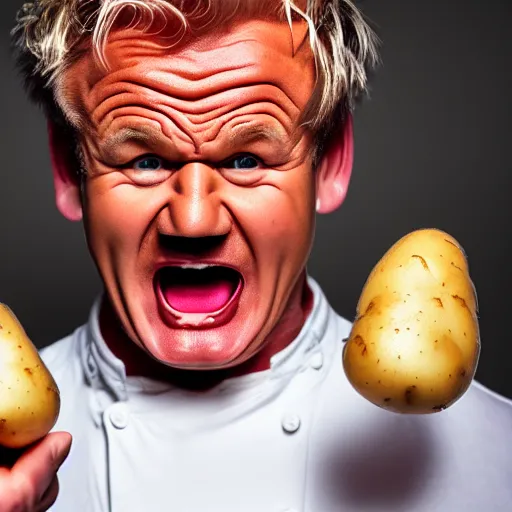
[99, 125, 162, 160]
[228, 123, 286, 148]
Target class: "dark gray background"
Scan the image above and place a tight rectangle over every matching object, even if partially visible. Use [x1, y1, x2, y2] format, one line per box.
[1, 1, 511, 398]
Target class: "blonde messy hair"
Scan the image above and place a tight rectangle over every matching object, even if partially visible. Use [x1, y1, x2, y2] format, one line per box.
[11, 0, 379, 153]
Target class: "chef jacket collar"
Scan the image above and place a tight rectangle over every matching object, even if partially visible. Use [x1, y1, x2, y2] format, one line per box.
[81, 276, 332, 405]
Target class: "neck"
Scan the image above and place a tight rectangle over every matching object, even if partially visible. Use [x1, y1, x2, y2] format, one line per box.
[99, 274, 314, 390]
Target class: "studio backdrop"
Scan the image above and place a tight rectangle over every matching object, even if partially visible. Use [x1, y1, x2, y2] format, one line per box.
[0, 0, 510, 399]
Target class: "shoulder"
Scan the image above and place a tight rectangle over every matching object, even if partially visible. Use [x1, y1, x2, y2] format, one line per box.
[39, 324, 89, 406]
[467, 378, 512, 410]
[38, 324, 94, 438]
[449, 378, 512, 433]
[39, 326, 84, 378]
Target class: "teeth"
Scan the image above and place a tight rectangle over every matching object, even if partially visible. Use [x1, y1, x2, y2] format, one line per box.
[178, 263, 214, 270]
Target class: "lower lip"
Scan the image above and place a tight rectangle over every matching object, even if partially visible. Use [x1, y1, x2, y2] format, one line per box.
[154, 273, 244, 330]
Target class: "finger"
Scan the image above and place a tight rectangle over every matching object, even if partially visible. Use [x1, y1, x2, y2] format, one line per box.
[36, 476, 59, 512]
[11, 432, 71, 504]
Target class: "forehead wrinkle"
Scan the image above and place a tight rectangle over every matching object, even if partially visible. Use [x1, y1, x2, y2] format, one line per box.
[180, 110, 293, 154]
[87, 86, 300, 159]
[147, 92, 297, 151]
[69, 32, 312, 157]
[90, 71, 301, 118]
[88, 36, 307, 112]
[89, 61, 256, 107]
[59, 18, 315, 136]
[177, 88, 299, 140]
[76, 48, 306, 136]
[85, 75, 301, 145]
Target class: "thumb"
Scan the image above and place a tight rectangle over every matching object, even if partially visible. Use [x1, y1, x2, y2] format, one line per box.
[47, 432, 72, 471]
[12, 432, 72, 495]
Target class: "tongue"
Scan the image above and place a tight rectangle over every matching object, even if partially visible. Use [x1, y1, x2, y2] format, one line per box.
[159, 267, 239, 313]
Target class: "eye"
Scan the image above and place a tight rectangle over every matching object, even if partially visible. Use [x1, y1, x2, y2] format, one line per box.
[134, 156, 163, 171]
[223, 154, 261, 170]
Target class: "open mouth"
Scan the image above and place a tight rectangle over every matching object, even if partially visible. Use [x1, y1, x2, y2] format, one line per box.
[158, 265, 242, 312]
[155, 265, 243, 328]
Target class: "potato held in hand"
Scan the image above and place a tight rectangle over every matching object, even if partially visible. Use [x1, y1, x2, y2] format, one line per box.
[343, 228, 480, 414]
[0, 304, 60, 448]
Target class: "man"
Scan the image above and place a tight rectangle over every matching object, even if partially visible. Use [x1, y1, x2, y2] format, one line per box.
[2, 0, 511, 510]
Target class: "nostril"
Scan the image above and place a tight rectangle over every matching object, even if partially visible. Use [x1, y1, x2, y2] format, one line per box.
[158, 234, 227, 256]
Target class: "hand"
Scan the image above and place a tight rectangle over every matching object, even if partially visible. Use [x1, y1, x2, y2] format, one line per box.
[0, 432, 72, 511]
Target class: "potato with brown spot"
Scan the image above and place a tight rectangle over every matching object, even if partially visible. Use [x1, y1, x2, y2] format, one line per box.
[0, 304, 60, 448]
[343, 228, 480, 414]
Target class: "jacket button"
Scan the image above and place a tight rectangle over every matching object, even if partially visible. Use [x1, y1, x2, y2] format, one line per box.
[108, 403, 129, 429]
[310, 352, 324, 370]
[282, 414, 301, 434]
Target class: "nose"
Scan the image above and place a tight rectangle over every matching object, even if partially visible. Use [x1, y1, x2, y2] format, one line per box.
[159, 162, 231, 238]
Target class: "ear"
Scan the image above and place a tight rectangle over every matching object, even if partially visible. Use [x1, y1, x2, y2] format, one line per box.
[315, 114, 354, 214]
[47, 120, 83, 221]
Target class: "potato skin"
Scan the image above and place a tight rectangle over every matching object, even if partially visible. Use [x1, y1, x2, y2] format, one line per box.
[0, 304, 60, 448]
[342, 228, 480, 414]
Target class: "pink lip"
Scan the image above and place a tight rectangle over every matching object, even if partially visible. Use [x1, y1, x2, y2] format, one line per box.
[154, 266, 244, 330]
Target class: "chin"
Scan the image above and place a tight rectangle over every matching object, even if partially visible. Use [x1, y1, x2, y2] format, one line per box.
[140, 323, 263, 370]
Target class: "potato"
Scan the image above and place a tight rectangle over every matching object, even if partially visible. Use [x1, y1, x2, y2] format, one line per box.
[342, 228, 480, 414]
[0, 304, 60, 448]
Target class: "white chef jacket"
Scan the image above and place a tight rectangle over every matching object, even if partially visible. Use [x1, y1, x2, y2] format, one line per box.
[41, 278, 512, 512]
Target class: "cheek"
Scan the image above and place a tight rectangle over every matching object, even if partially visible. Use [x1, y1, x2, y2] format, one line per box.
[233, 170, 316, 257]
[83, 180, 162, 254]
